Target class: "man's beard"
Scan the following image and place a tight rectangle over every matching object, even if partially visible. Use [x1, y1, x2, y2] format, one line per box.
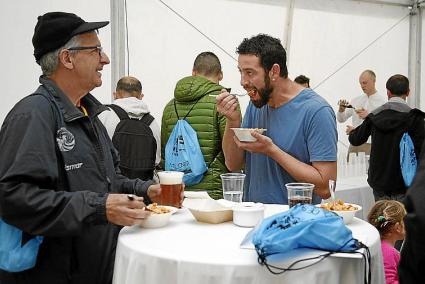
[252, 75, 273, 108]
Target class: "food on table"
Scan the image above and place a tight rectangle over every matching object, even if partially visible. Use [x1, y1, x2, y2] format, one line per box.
[320, 199, 359, 211]
[247, 128, 266, 132]
[147, 203, 171, 214]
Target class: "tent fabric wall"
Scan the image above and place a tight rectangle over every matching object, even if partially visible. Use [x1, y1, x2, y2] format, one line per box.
[119, 0, 412, 149]
[0, 1, 111, 123]
[0, 0, 423, 151]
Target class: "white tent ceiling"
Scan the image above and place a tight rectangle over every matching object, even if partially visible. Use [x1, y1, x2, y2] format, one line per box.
[111, 0, 423, 108]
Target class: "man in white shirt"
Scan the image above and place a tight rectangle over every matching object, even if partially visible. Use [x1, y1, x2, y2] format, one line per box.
[337, 70, 386, 157]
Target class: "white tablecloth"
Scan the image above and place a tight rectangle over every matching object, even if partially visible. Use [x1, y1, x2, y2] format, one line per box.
[334, 175, 375, 220]
[113, 205, 385, 284]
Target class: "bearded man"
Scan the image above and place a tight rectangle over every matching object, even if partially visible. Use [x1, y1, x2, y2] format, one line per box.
[216, 34, 337, 205]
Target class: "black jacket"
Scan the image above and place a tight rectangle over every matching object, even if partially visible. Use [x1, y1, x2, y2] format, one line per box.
[0, 77, 154, 284]
[399, 139, 425, 283]
[349, 101, 425, 195]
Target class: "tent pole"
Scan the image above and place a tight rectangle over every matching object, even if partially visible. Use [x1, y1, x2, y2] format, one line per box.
[407, 0, 422, 108]
[351, 0, 411, 7]
[283, 0, 295, 61]
[110, 0, 126, 101]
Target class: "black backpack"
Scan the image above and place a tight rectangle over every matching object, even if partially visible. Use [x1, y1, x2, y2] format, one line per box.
[107, 104, 156, 180]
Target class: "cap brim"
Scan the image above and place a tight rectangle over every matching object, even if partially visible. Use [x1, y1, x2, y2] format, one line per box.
[71, 21, 109, 37]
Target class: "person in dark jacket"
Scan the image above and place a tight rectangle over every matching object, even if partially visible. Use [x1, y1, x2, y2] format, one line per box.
[0, 12, 164, 284]
[161, 51, 235, 199]
[348, 74, 425, 201]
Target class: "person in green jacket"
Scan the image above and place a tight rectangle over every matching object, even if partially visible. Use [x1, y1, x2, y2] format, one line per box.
[161, 52, 237, 199]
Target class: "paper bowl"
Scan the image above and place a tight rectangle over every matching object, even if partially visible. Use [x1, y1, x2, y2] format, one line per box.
[139, 206, 177, 228]
[231, 128, 266, 142]
[183, 198, 233, 224]
[318, 203, 362, 224]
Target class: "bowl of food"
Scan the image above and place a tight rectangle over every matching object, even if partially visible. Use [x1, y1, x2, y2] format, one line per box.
[318, 200, 362, 224]
[139, 203, 177, 228]
[231, 128, 266, 142]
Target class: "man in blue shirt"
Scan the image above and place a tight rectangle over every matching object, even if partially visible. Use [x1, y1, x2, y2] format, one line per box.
[216, 34, 337, 204]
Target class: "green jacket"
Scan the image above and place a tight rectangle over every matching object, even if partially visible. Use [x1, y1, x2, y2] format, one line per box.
[161, 76, 229, 199]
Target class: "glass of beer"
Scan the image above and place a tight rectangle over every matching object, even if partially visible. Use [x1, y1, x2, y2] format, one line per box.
[157, 171, 184, 208]
[285, 183, 314, 208]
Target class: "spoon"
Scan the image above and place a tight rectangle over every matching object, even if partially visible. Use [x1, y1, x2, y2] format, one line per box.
[329, 180, 336, 204]
[127, 194, 154, 212]
[208, 93, 248, 97]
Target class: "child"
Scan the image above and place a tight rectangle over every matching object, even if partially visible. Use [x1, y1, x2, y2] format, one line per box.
[368, 200, 406, 284]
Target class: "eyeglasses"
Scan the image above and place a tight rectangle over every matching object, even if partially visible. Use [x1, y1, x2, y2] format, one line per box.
[67, 46, 103, 56]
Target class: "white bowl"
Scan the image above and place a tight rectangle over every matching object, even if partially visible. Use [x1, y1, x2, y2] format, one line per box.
[318, 203, 362, 224]
[231, 128, 266, 142]
[139, 206, 177, 228]
[232, 202, 264, 227]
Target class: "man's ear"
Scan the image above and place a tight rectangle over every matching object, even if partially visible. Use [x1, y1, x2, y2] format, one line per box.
[59, 49, 74, 70]
[192, 70, 196, 76]
[270, 64, 280, 81]
[218, 71, 223, 82]
[406, 90, 410, 97]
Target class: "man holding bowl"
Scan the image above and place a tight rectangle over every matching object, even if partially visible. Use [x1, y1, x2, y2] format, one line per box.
[216, 34, 337, 205]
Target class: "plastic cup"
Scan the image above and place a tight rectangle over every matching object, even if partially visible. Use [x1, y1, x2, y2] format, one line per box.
[220, 173, 245, 203]
[157, 171, 184, 208]
[285, 183, 314, 208]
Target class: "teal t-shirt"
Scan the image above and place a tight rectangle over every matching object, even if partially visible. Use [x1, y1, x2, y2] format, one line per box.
[241, 89, 337, 204]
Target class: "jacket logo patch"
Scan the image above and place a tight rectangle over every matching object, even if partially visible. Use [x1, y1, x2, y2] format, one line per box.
[65, 163, 83, 171]
[56, 127, 75, 152]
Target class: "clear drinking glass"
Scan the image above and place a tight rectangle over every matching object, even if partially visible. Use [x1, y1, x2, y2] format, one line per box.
[220, 173, 245, 202]
[157, 171, 184, 208]
[285, 183, 314, 208]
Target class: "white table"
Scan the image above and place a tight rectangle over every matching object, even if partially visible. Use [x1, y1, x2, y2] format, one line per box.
[113, 205, 385, 284]
[334, 175, 375, 220]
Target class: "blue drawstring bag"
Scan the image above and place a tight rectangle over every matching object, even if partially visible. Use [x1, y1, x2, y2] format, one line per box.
[400, 132, 417, 187]
[251, 204, 370, 283]
[165, 98, 207, 186]
[0, 218, 44, 272]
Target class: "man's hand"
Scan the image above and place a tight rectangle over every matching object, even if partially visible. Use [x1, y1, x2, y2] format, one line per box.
[346, 125, 355, 135]
[338, 99, 349, 112]
[106, 194, 150, 226]
[216, 89, 241, 122]
[147, 184, 161, 203]
[234, 131, 276, 156]
[355, 108, 368, 119]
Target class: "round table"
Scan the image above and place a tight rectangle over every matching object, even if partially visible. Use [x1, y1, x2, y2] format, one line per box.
[113, 205, 385, 284]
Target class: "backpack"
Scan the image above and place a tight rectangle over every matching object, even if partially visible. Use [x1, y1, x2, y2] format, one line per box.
[250, 204, 371, 283]
[400, 132, 417, 187]
[108, 104, 156, 180]
[0, 219, 44, 272]
[164, 99, 207, 186]
[0, 87, 62, 272]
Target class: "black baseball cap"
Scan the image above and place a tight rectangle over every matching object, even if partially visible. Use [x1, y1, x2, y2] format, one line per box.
[32, 12, 109, 63]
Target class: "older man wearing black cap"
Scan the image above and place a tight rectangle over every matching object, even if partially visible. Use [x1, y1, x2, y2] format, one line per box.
[0, 12, 165, 284]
